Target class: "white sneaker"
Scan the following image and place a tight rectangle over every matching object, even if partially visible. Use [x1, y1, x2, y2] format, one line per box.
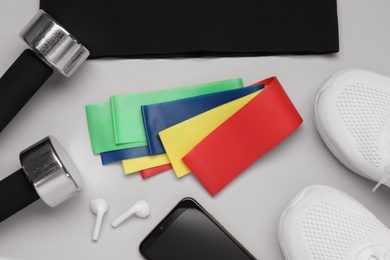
[315, 69, 390, 191]
[278, 185, 390, 260]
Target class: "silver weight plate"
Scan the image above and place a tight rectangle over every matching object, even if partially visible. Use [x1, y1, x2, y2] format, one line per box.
[20, 10, 89, 77]
[20, 136, 84, 207]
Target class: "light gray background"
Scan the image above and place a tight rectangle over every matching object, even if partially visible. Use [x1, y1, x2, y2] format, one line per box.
[1, 1, 390, 259]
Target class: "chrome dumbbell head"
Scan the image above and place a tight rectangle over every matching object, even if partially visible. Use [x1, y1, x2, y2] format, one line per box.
[20, 136, 84, 207]
[20, 10, 89, 77]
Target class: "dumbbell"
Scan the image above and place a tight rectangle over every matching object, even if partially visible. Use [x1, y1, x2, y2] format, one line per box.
[0, 136, 84, 223]
[0, 10, 89, 133]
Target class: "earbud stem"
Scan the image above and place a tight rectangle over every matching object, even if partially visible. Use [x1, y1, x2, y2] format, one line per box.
[112, 208, 135, 228]
[92, 212, 104, 241]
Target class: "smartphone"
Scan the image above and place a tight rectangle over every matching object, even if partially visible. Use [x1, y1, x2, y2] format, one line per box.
[139, 197, 256, 260]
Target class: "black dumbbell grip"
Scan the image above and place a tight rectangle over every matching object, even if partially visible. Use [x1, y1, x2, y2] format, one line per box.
[0, 168, 40, 222]
[0, 49, 53, 133]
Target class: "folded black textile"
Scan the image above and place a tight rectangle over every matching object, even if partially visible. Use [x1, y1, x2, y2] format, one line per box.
[40, 0, 339, 59]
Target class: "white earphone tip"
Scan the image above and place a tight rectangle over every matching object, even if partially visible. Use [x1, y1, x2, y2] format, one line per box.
[135, 200, 150, 218]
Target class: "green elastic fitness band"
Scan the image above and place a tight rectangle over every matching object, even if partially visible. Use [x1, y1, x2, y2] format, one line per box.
[111, 78, 243, 145]
[85, 102, 140, 154]
[86, 78, 243, 154]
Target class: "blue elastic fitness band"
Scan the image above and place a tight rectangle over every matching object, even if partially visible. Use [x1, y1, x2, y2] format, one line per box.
[142, 85, 264, 155]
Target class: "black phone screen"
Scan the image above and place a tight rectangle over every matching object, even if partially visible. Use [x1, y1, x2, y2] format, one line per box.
[140, 198, 256, 260]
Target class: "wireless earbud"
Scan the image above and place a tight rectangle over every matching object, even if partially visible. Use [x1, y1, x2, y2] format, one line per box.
[90, 199, 109, 241]
[112, 200, 150, 228]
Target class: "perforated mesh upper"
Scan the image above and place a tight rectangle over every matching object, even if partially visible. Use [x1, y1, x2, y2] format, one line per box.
[302, 201, 390, 260]
[335, 81, 390, 168]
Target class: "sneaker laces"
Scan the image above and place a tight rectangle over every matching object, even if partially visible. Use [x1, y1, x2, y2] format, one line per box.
[372, 165, 390, 192]
[356, 247, 390, 260]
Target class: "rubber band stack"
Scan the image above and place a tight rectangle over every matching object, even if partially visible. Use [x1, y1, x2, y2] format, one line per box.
[85, 76, 303, 195]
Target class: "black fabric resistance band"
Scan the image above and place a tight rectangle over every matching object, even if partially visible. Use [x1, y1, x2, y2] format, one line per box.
[40, 0, 339, 59]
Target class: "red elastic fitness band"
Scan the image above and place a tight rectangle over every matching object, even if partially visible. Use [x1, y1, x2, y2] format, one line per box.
[182, 77, 303, 196]
[140, 164, 173, 179]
